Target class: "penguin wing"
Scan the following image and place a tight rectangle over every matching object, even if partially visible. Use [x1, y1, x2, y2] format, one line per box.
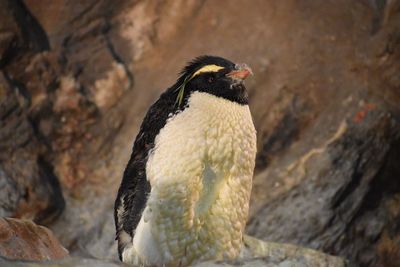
[114, 94, 177, 259]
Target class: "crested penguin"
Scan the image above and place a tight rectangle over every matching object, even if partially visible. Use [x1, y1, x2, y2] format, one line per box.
[114, 55, 257, 267]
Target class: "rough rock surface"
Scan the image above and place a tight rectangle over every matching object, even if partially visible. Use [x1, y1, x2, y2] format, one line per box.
[0, 257, 126, 267]
[0, 0, 400, 267]
[0, 1, 65, 224]
[0, 234, 347, 267]
[248, 102, 400, 266]
[0, 218, 68, 261]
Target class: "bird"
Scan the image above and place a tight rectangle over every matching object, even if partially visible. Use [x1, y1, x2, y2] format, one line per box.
[114, 55, 257, 267]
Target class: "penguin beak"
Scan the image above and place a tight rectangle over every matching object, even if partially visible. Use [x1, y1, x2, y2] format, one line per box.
[226, 63, 253, 81]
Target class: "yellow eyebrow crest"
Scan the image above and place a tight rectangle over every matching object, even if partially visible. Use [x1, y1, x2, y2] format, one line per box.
[175, 64, 224, 107]
[191, 64, 224, 78]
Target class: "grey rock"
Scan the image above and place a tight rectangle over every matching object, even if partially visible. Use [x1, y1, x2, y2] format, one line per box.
[0, 257, 127, 267]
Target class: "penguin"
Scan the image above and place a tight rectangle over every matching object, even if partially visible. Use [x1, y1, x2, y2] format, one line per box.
[114, 55, 257, 267]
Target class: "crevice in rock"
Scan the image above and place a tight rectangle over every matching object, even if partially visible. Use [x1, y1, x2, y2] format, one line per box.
[103, 24, 134, 90]
[255, 96, 307, 170]
[104, 34, 134, 90]
[330, 154, 363, 210]
[357, 137, 400, 214]
[0, 32, 18, 69]
[34, 156, 65, 225]
[5, 0, 50, 52]
[2, 71, 31, 107]
[256, 109, 300, 169]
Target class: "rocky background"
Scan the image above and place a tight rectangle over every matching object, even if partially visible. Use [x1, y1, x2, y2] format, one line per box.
[0, 0, 400, 266]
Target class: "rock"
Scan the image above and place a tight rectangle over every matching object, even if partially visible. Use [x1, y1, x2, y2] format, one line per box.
[238, 235, 347, 267]
[0, 74, 65, 224]
[193, 235, 348, 267]
[247, 101, 400, 266]
[0, 218, 68, 261]
[0, 257, 126, 267]
[0, 235, 347, 267]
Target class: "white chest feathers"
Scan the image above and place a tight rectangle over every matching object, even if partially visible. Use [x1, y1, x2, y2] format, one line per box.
[124, 92, 257, 267]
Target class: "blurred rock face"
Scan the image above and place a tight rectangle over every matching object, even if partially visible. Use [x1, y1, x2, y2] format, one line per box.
[0, 0, 400, 267]
[0, 1, 65, 225]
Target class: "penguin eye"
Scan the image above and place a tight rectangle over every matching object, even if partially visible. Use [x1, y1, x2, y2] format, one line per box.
[207, 75, 214, 83]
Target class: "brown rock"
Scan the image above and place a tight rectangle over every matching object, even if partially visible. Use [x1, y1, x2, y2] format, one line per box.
[0, 218, 68, 261]
[0, 73, 65, 224]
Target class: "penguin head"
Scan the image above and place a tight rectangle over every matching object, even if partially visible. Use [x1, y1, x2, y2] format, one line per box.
[172, 56, 252, 106]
